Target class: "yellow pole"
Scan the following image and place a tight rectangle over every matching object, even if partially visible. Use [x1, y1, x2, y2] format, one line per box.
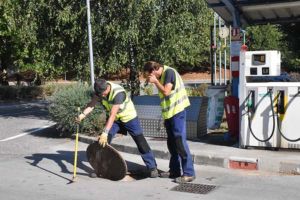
[72, 107, 80, 181]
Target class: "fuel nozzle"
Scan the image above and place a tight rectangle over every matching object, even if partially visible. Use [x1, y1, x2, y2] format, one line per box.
[277, 90, 285, 114]
[268, 87, 273, 94]
[247, 90, 255, 112]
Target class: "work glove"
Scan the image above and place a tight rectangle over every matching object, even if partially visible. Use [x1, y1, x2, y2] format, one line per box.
[75, 113, 85, 124]
[98, 132, 108, 147]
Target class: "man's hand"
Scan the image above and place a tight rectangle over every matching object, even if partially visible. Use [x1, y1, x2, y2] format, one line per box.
[148, 74, 158, 84]
[98, 132, 108, 147]
[75, 113, 85, 124]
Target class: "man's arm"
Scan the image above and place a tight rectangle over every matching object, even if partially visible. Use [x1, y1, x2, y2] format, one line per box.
[103, 104, 120, 132]
[98, 99, 122, 147]
[148, 69, 175, 97]
[76, 95, 98, 122]
[150, 77, 172, 97]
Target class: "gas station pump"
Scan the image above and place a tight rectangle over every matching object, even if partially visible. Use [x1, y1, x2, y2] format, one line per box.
[275, 85, 300, 148]
[239, 51, 280, 148]
[239, 50, 300, 149]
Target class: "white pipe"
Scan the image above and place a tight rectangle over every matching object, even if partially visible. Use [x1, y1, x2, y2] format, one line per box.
[229, 25, 232, 83]
[218, 16, 222, 85]
[213, 13, 217, 85]
[87, 0, 95, 88]
[224, 34, 227, 84]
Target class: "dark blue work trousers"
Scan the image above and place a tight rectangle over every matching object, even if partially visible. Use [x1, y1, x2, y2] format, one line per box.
[108, 117, 157, 170]
[164, 110, 195, 177]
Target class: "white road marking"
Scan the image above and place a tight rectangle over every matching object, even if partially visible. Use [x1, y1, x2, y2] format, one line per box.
[0, 125, 54, 142]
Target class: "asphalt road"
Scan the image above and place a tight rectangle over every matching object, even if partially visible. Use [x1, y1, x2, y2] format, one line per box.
[1, 101, 300, 200]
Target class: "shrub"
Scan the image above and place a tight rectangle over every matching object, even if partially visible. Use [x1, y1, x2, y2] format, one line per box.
[186, 83, 208, 97]
[41, 82, 75, 97]
[48, 82, 105, 136]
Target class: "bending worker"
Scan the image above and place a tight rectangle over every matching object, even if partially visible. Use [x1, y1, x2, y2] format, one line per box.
[143, 61, 195, 183]
[76, 79, 158, 178]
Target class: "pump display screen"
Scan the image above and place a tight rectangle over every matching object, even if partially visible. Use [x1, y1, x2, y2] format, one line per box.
[252, 54, 266, 65]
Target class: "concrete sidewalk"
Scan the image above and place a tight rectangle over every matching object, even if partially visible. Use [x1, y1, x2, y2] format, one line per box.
[3, 100, 298, 175]
[76, 134, 300, 175]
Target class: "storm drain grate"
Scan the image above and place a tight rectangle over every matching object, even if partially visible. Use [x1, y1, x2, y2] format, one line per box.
[171, 183, 216, 194]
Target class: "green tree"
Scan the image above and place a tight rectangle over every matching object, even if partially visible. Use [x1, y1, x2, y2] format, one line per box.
[246, 23, 300, 71]
[1, 0, 213, 83]
[0, 0, 89, 80]
[32, 0, 88, 80]
[280, 23, 300, 71]
[150, 0, 212, 71]
[246, 24, 286, 51]
[0, 0, 30, 73]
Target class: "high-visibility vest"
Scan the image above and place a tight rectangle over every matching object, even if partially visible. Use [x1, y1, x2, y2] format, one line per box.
[102, 82, 137, 122]
[158, 66, 190, 119]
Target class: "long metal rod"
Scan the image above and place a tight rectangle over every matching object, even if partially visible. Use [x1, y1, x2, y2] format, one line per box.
[72, 107, 81, 182]
[224, 32, 227, 84]
[87, 0, 95, 88]
[218, 16, 222, 85]
[213, 13, 217, 85]
[229, 25, 232, 83]
[210, 26, 214, 86]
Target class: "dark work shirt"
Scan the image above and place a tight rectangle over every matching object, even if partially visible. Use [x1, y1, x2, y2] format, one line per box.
[112, 92, 126, 104]
[163, 68, 176, 90]
[87, 91, 126, 108]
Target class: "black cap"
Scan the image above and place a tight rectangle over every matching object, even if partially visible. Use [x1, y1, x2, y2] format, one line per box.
[94, 79, 107, 96]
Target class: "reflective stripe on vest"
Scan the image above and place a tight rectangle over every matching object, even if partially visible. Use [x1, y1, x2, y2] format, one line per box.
[158, 66, 190, 119]
[102, 82, 137, 122]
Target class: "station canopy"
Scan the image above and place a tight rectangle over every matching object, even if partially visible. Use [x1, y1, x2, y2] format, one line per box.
[205, 0, 300, 26]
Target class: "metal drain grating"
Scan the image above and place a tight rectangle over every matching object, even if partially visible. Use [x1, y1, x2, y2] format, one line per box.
[171, 183, 216, 194]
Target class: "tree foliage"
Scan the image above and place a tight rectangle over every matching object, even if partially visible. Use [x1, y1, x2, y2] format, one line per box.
[246, 24, 300, 71]
[1, 0, 299, 83]
[246, 24, 285, 51]
[1, 0, 213, 81]
[280, 23, 300, 70]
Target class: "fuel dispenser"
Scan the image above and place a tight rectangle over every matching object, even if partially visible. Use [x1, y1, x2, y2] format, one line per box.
[275, 85, 300, 148]
[239, 50, 300, 149]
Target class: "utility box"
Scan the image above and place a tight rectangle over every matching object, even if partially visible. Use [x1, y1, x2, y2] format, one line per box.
[132, 95, 208, 140]
[242, 50, 281, 77]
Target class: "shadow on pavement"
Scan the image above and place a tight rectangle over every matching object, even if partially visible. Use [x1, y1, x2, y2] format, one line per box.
[25, 150, 94, 183]
[28, 126, 61, 138]
[25, 150, 152, 182]
[125, 161, 152, 180]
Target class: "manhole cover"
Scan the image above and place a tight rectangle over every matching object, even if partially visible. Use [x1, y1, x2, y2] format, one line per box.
[171, 183, 216, 194]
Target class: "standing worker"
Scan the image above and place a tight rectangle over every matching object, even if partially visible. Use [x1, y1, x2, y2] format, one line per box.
[76, 79, 158, 178]
[143, 61, 195, 183]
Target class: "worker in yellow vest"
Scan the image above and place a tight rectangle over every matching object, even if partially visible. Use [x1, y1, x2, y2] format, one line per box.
[143, 61, 195, 183]
[76, 79, 158, 178]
